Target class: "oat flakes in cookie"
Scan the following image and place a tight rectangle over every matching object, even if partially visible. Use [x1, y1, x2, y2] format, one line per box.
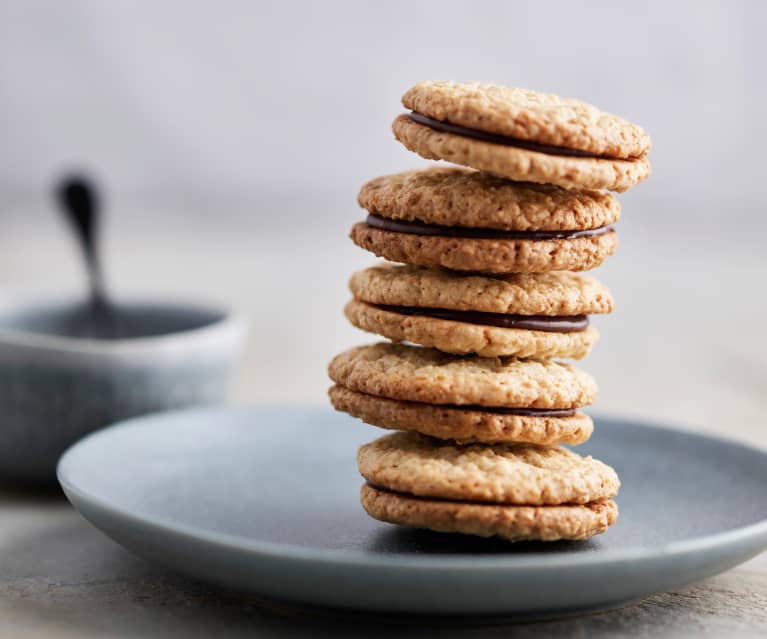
[361, 484, 618, 543]
[345, 264, 613, 359]
[392, 81, 651, 192]
[359, 432, 619, 541]
[351, 167, 619, 273]
[328, 342, 597, 446]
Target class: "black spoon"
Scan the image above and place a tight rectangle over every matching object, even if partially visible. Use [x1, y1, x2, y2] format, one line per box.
[56, 175, 120, 339]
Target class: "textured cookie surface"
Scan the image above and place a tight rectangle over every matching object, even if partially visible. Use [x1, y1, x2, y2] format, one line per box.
[362, 484, 618, 542]
[359, 431, 619, 505]
[350, 222, 618, 273]
[330, 385, 593, 445]
[328, 343, 597, 409]
[345, 300, 598, 359]
[350, 265, 614, 316]
[402, 81, 650, 159]
[358, 167, 620, 231]
[393, 115, 650, 193]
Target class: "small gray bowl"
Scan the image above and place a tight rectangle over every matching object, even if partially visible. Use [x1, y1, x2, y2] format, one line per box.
[0, 298, 247, 483]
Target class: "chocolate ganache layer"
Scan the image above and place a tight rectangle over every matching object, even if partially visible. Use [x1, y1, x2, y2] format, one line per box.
[375, 305, 589, 333]
[437, 405, 577, 417]
[365, 214, 613, 241]
[407, 111, 607, 158]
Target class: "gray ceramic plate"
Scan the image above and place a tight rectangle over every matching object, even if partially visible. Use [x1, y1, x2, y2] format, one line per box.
[58, 406, 767, 617]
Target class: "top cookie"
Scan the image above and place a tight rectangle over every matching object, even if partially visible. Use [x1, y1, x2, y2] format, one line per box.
[358, 167, 619, 231]
[403, 81, 650, 160]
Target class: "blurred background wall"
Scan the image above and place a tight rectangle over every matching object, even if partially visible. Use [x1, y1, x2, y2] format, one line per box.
[3, 0, 767, 219]
[1, 1, 765, 437]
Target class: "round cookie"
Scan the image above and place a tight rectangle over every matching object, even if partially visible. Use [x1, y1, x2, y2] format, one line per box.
[346, 265, 612, 358]
[361, 484, 618, 542]
[358, 167, 620, 231]
[358, 431, 619, 505]
[350, 265, 614, 316]
[392, 115, 650, 192]
[350, 220, 618, 273]
[402, 81, 651, 159]
[328, 342, 597, 409]
[329, 385, 594, 445]
[345, 300, 598, 359]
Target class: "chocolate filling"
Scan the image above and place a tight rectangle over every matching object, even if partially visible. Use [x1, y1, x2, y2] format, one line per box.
[350, 387, 579, 417]
[365, 214, 613, 241]
[364, 481, 472, 503]
[446, 405, 578, 417]
[407, 111, 605, 158]
[364, 481, 579, 506]
[364, 481, 458, 503]
[375, 304, 589, 333]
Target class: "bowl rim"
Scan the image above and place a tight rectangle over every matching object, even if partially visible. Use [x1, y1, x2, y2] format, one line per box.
[0, 296, 247, 354]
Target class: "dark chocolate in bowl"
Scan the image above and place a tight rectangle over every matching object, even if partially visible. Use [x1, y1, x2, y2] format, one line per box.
[0, 301, 227, 340]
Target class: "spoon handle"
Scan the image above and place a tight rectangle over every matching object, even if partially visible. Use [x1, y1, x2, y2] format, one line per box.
[56, 175, 118, 337]
[57, 178, 107, 304]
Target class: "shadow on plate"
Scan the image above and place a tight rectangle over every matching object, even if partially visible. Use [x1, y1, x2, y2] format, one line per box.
[367, 525, 602, 555]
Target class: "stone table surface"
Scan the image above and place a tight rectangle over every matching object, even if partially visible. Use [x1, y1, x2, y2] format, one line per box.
[1, 204, 766, 637]
[1, 484, 766, 639]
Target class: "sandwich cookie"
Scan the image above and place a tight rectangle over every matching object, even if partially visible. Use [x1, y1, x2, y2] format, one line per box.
[329, 342, 596, 445]
[392, 81, 651, 192]
[351, 167, 619, 273]
[359, 431, 619, 541]
[345, 264, 613, 359]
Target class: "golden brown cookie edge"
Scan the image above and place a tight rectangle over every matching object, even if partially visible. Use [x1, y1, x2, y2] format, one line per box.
[344, 300, 598, 359]
[327, 342, 598, 409]
[350, 222, 618, 274]
[393, 115, 651, 193]
[401, 80, 651, 159]
[330, 385, 593, 445]
[357, 167, 621, 231]
[357, 431, 620, 505]
[348, 265, 615, 316]
[361, 483, 619, 542]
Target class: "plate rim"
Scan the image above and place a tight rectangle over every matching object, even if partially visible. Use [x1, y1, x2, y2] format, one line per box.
[58, 404, 767, 572]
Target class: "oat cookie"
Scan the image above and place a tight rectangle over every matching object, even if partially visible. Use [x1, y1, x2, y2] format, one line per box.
[361, 483, 618, 542]
[328, 342, 597, 409]
[358, 167, 620, 231]
[359, 431, 619, 505]
[350, 265, 614, 316]
[402, 81, 650, 159]
[393, 115, 650, 192]
[350, 220, 618, 273]
[330, 385, 593, 445]
[345, 266, 611, 358]
[345, 300, 598, 359]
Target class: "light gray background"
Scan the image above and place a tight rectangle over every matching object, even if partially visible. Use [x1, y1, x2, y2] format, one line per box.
[2, 0, 766, 218]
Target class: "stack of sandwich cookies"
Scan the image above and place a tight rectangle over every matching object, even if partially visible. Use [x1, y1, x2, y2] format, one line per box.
[330, 80, 650, 542]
